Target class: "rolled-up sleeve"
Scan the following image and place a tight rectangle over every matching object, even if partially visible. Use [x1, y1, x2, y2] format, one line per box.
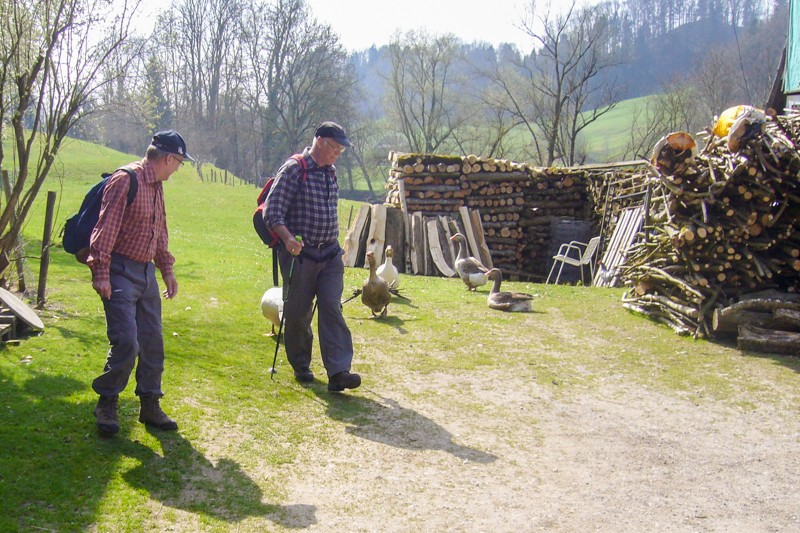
[153, 206, 175, 277]
[87, 172, 130, 284]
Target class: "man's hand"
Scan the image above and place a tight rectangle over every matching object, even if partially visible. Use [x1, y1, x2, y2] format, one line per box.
[162, 272, 178, 299]
[92, 279, 112, 300]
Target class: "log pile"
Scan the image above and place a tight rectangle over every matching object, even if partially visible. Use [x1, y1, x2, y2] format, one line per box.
[619, 111, 800, 350]
[384, 153, 596, 278]
[520, 168, 593, 276]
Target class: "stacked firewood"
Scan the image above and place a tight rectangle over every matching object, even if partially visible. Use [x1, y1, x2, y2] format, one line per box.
[385, 153, 534, 274]
[620, 112, 800, 349]
[463, 158, 530, 273]
[385, 153, 467, 215]
[519, 168, 593, 275]
[385, 153, 601, 278]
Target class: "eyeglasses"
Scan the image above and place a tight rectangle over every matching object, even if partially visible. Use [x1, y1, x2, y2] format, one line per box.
[172, 154, 185, 166]
[323, 138, 346, 154]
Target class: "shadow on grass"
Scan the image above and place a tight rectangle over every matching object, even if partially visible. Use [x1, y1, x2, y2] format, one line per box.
[122, 429, 316, 529]
[308, 386, 497, 464]
[0, 370, 315, 531]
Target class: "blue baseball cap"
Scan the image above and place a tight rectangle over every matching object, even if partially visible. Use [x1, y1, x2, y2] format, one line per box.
[314, 121, 351, 147]
[152, 130, 195, 161]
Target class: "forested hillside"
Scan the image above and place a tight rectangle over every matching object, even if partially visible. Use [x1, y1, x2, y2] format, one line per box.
[64, 0, 786, 188]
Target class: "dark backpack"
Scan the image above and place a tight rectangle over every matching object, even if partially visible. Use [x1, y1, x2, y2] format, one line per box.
[62, 167, 138, 263]
[253, 154, 308, 247]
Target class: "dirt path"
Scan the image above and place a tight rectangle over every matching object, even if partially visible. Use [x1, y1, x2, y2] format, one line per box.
[264, 370, 800, 532]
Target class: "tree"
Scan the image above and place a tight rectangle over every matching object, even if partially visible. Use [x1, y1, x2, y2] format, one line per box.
[622, 80, 704, 161]
[0, 0, 138, 280]
[239, 0, 356, 176]
[386, 30, 469, 153]
[520, 1, 621, 165]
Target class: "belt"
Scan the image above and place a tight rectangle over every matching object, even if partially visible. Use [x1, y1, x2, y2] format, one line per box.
[305, 240, 337, 250]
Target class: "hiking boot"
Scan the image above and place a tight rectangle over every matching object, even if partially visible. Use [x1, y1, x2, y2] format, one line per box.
[139, 395, 178, 431]
[294, 367, 315, 383]
[327, 371, 361, 392]
[94, 395, 120, 435]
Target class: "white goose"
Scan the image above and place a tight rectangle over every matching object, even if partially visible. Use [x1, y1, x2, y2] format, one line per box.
[376, 245, 400, 289]
[450, 232, 490, 291]
[260, 287, 283, 336]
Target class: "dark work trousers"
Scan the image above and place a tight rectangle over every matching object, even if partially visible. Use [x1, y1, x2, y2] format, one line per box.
[92, 254, 165, 398]
[276, 242, 354, 377]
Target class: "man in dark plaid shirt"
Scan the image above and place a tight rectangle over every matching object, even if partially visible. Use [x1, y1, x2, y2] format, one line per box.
[265, 121, 361, 392]
[88, 130, 192, 435]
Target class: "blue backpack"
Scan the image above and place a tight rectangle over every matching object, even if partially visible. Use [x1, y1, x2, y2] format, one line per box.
[62, 167, 138, 263]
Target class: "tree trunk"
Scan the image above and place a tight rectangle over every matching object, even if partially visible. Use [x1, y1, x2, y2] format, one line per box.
[737, 324, 800, 355]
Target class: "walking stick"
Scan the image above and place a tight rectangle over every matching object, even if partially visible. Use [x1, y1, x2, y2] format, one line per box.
[269, 236, 302, 380]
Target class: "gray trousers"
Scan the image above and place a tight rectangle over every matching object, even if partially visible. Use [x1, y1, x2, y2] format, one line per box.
[276, 243, 354, 377]
[92, 254, 165, 398]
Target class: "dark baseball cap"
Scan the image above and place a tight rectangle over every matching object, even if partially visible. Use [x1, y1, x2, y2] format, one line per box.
[151, 130, 195, 161]
[314, 121, 351, 147]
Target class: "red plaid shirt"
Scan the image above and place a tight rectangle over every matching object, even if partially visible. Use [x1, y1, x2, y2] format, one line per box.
[87, 159, 175, 284]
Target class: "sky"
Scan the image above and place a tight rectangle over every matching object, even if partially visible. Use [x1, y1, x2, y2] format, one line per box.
[305, 0, 533, 52]
[134, 0, 596, 53]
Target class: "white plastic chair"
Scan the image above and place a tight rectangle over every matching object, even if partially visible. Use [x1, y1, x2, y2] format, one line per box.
[546, 236, 601, 285]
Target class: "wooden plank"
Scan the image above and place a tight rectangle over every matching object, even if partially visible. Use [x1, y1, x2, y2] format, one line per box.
[397, 178, 409, 215]
[469, 209, 494, 270]
[410, 212, 425, 274]
[384, 207, 406, 273]
[0, 323, 12, 341]
[427, 220, 457, 277]
[439, 215, 457, 264]
[596, 210, 628, 280]
[342, 204, 371, 267]
[594, 206, 643, 287]
[606, 207, 641, 271]
[0, 314, 16, 341]
[365, 203, 387, 265]
[422, 216, 433, 276]
[458, 206, 480, 259]
[0, 288, 43, 330]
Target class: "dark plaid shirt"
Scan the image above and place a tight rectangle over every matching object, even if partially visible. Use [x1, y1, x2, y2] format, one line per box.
[265, 148, 340, 246]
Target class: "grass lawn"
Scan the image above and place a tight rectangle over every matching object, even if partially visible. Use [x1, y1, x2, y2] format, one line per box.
[1, 138, 799, 531]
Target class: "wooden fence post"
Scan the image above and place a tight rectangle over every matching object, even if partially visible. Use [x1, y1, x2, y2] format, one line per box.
[37, 191, 56, 308]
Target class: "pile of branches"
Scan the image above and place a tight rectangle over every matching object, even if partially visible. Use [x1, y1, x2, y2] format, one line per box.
[620, 111, 800, 345]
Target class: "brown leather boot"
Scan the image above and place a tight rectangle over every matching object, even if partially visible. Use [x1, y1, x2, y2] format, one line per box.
[139, 395, 178, 431]
[94, 395, 120, 435]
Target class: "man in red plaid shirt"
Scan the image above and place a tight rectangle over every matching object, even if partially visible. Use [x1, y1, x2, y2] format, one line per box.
[87, 130, 193, 436]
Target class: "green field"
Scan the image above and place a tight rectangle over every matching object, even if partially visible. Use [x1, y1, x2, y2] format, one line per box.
[581, 96, 654, 162]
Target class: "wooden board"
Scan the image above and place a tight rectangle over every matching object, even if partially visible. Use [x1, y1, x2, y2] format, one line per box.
[365, 203, 387, 265]
[399, 179, 412, 274]
[385, 207, 406, 273]
[410, 212, 425, 274]
[426, 220, 457, 277]
[422, 216, 433, 276]
[342, 204, 370, 267]
[0, 287, 44, 331]
[469, 209, 493, 270]
[459, 206, 480, 259]
[439, 215, 457, 265]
